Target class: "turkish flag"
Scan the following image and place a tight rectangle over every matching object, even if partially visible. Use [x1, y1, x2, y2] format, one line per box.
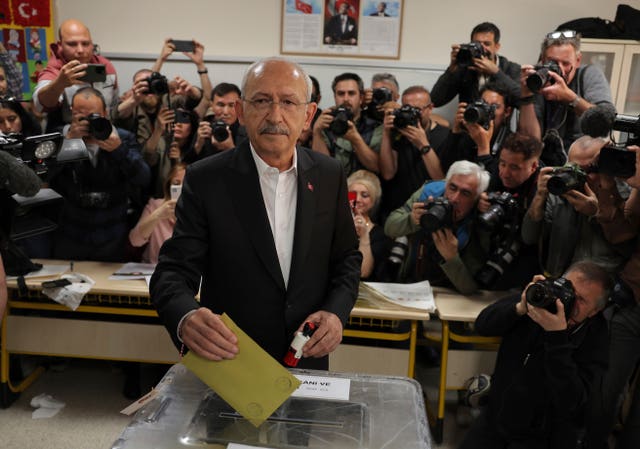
[295, 0, 312, 14]
[0, 0, 11, 24]
[10, 0, 50, 27]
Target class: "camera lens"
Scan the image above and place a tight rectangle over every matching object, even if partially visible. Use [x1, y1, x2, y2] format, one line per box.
[526, 71, 548, 93]
[87, 114, 112, 140]
[525, 282, 552, 309]
[478, 205, 504, 230]
[210, 120, 230, 142]
[420, 203, 450, 232]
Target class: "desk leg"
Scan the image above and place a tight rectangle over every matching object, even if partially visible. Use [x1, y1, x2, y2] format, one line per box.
[408, 320, 417, 378]
[434, 320, 450, 444]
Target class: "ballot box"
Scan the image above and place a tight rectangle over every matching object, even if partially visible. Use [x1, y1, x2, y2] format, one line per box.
[111, 364, 431, 449]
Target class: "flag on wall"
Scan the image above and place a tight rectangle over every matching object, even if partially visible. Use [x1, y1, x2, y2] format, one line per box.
[295, 0, 312, 14]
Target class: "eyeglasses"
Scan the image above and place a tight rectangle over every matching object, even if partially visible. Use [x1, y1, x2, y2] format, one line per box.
[243, 98, 308, 112]
[546, 30, 578, 39]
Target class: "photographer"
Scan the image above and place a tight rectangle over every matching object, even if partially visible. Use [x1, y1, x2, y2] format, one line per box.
[184, 83, 247, 163]
[49, 87, 149, 262]
[362, 72, 400, 124]
[518, 30, 613, 166]
[522, 136, 628, 278]
[33, 19, 119, 134]
[378, 85, 449, 221]
[431, 22, 520, 108]
[474, 132, 542, 290]
[439, 82, 513, 176]
[584, 146, 640, 449]
[384, 160, 490, 294]
[312, 72, 382, 176]
[459, 261, 612, 449]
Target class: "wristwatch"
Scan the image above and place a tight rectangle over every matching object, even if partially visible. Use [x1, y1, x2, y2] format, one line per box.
[420, 145, 432, 155]
[568, 95, 581, 108]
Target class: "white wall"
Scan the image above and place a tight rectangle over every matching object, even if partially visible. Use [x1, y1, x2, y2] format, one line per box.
[53, 0, 636, 117]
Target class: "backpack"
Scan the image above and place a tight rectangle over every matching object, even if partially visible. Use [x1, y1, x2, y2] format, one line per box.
[555, 17, 624, 39]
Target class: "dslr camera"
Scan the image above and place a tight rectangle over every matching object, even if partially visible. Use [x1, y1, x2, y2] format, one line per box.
[393, 105, 421, 129]
[329, 106, 354, 136]
[464, 100, 496, 129]
[478, 192, 519, 230]
[456, 42, 488, 66]
[145, 72, 169, 95]
[420, 197, 454, 232]
[526, 61, 563, 93]
[613, 113, 640, 145]
[371, 87, 393, 107]
[589, 145, 637, 179]
[206, 117, 230, 142]
[525, 277, 576, 318]
[547, 163, 587, 195]
[84, 114, 112, 140]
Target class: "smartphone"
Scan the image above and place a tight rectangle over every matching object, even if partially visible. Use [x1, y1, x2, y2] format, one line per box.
[170, 39, 195, 53]
[170, 184, 182, 201]
[348, 191, 357, 214]
[42, 278, 72, 289]
[596, 146, 637, 178]
[79, 63, 107, 83]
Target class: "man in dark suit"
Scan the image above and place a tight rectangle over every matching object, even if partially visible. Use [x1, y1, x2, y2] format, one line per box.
[150, 57, 362, 370]
[370, 2, 390, 17]
[324, 2, 358, 45]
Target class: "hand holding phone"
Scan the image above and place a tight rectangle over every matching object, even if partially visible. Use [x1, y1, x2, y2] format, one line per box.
[79, 64, 107, 83]
[170, 184, 182, 200]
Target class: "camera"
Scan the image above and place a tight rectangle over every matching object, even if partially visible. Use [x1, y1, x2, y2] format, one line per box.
[207, 118, 230, 142]
[547, 163, 587, 195]
[329, 106, 354, 136]
[145, 72, 169, 95]
[385, 236, 409, 282]
[525, 277, 576, 318]
[478, 192, 519, 230]
[613, 113, 640, 145]
[526, 61, 563, 93]
[456, 42, 487, 66]
[420, 197, 454, 232]
[84, 113, 112, 141]
[589, 145, 637, 178]
[475, 239, 520, 288]
[371, 87, 393, 107]
[464, 100, 496, 129]
[393, 105, 421, 129]
[0, 132, 64, 176]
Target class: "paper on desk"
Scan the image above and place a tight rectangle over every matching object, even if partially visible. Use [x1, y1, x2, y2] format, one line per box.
[182, 313, 301, 427]
[6, 264, 68, 281]
[42, 273, 95, 310]
[362, 280, 436, 312]
[109, 262, 156, 280]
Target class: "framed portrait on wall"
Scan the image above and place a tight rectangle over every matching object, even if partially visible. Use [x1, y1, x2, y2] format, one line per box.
[281, 0, 403, 59]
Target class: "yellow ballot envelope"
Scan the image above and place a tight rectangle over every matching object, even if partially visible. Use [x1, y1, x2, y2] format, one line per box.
[181, 313, 301, 427]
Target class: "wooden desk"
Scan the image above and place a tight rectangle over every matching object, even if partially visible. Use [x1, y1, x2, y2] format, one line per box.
[1, 260, 428, 406]
[431, 288, 503, 444]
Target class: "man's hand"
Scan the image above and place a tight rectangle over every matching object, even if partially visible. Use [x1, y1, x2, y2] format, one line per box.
[465, 120, 493, 155]
[185, 39, 205, 66]
[156, 107, 175, 134]
[67, 114, 90, 139]
[90, 128, 121, 152]
[563, 183, 598, 217]
[517, 274, 546, 316]
[300, 311, 343, 358]
[452, 102, 467, 134]
[541, 70, 575, 104]
[432, 228, 458, 262]
[168, 141, 181, 161]
[181, 308, 239, 361]
[520, 65, 536, 98]
[398, 121, 429, 149]
[313, 108, 333, 133]
[527, 300, 568, 331]
[342, 120, 361, 143]
[130, 77, 151, 104]
[173, 76, 200, 100]
[448, 44, 461, 71]
[535, 166, 554, 198]
[477, 192, 490, 213]
[159, 38, 175, 62]
[58, 60, 89, 88]
[471, 55, 499, 75]
[411, 201, 427, 226]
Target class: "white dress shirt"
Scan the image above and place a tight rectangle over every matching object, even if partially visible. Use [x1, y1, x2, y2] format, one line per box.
[250, 145, 298, 289]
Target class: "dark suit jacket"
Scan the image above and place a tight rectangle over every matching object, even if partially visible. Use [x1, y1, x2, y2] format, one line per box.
[150, 141, 362, 369]
[324, 14, 358, 44]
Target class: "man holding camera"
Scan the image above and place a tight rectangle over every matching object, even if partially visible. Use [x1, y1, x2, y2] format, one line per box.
[522, 135, 628, 279]
[34, 19, 119, 134]
[384, 160, 490, 294]
[185, 83, 247, 163]
[49, 87, 150, 261]
[312, 72, 382, 176]
[378, 85, 449, 221]
[439, 82, 513, 176]
[459, 260, 612, 449]
[518, 30, 613, 166]
[430, 22, 520, 108]
[584, 146, 640, 449]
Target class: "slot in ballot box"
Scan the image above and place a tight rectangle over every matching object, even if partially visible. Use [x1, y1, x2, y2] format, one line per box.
[111, 364, 431, 449]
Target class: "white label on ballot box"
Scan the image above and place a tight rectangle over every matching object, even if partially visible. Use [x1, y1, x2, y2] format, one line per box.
[228, 444, 271, 449]
[291, 375, 351, 400]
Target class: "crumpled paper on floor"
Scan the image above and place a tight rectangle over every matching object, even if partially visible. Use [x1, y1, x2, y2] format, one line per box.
[30, 393, 65, 419]
[42, 273, 95, 310]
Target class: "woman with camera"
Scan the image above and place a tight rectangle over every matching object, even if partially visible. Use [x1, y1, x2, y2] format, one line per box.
[347, 169, 392, 280]
[129, 162, 186, 264]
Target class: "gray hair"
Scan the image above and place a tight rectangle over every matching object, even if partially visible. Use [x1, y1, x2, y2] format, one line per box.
[541, 34, 581, 60]
[445, 160, 490, 196]
[241, 57, 312, 103]
[371, 72, 399, 92]
[564, 260, 613, 309]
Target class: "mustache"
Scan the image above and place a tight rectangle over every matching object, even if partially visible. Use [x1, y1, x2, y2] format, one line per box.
[259, 124, 289, 135]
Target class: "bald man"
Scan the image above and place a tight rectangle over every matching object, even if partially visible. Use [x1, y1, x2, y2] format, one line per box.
[33, 19, 119, 133]
[151, 57, 361, 370]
